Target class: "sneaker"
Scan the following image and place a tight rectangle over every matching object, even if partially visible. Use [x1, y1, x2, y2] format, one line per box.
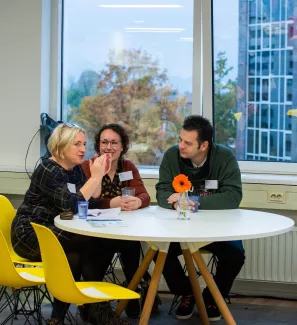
[125, 299, 140, 318]
[206, 305, 221, 322]
[175, 295, 195, 320]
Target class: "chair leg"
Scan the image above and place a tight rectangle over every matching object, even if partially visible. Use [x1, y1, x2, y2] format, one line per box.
[168, 294, 182, 315]
[0, 287, 14, 315]
[0, 287, 46, 325]
[104, 253, 123, 285]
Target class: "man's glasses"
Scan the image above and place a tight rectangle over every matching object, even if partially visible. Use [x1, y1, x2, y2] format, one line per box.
[100, 140, 121, 148]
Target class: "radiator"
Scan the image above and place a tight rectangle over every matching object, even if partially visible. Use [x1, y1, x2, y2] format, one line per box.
[237, 228, 297, 283]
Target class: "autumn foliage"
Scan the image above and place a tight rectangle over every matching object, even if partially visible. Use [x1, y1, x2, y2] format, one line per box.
[71, 49, 189, 165]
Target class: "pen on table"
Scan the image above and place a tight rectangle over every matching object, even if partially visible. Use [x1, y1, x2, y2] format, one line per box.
[87, 212, 101, 217]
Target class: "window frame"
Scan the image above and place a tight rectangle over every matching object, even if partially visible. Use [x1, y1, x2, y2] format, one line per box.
[55, 0, 297, 175]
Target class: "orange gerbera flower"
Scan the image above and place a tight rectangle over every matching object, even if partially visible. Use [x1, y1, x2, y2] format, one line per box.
[172, 174, 192, 193]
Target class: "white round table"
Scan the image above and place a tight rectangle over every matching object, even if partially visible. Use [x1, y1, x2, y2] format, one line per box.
[55, 207, 294, 325]
[55, 206, 294, 242]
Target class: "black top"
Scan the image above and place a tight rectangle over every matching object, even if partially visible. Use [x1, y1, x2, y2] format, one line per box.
[11, 158, 96, 261]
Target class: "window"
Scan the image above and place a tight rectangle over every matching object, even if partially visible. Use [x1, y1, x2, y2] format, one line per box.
[212, 0, 297, 165]
[61, 0, 297, 173]
[62, 0, 193, 166]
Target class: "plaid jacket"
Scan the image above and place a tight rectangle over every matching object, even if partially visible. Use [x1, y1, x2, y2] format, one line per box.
[11, 158, 96, 261]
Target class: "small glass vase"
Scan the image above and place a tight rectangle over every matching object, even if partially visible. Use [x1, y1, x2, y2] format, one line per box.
[177, 191, 190, 220]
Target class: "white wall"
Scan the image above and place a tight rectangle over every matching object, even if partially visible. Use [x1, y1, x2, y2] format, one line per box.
[0, 0, 52, 171]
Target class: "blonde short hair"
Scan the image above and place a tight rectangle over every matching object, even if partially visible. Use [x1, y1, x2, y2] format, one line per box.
[47, 123, 86, 159]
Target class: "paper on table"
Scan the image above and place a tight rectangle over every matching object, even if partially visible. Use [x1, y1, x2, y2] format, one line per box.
[86, 207, 121, 220]
[81, 287, 112, 299]
[87, 220, 128, 228]
[20, 272, 45, 282]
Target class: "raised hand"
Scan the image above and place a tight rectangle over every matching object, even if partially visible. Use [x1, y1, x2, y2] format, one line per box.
[89, 154, 111, 180]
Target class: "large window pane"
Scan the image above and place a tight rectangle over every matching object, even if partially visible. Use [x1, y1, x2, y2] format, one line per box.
[212, 0, 297, 162]
[62, 0, 193, 166]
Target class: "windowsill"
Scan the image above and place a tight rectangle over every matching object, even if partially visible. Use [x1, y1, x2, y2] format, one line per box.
[139, 167, 297, 186]
[1, 167, 297, 187]
[0, 166, 33, 173]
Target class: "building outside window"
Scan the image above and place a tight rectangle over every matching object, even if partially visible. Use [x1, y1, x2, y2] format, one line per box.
[213, 0, 297, 163]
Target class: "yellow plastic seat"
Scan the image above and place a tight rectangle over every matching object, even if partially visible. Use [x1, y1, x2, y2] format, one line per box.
[31, 223, 140, 306]
[0, 230, 45, 324]
[0, 195, 42, 266]
[0, 231, 45, 287]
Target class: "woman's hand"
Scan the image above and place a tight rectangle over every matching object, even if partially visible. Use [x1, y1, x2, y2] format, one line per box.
[121, 197, 142, 211]
[110, 196, 142, 211]
[89, 154, 111, 180]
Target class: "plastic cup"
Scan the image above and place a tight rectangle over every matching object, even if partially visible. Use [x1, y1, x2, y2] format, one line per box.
[189, 195, 200, 213]
[121, 187, 135, 197]
[77, 201, 89, 219]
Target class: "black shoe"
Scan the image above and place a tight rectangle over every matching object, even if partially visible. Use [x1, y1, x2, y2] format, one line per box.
[125, 299, 140, 318]
[46, 318, 63, 325]
[206, 305, 221, 322]
[175, 295, 195, 320]
[78, 302, 132, 325]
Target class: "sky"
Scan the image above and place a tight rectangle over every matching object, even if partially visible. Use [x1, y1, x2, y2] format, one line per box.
[63, 0, 239, 92]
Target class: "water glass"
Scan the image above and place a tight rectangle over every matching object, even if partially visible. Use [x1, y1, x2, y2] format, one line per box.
[121, 187, 135, 197]
[78, 201, 89, 219]
[177, 192, 190, 220]
[189, 195, 200, 213]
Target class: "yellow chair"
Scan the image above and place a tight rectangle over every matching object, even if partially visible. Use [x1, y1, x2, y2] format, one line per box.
[31, 223, 140, 307]
[0, 230, 45, 324]
[0, 195, 42, 266]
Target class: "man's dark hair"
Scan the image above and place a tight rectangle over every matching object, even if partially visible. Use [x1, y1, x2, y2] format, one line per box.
[183, 115, 213, 146]
[94, 123, 129, 159]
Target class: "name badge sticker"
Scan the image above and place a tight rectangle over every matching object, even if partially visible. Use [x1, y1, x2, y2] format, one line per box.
[119, 171, 133, 182]
[67, 183, 76, 193]
[205, 180, 218, 190]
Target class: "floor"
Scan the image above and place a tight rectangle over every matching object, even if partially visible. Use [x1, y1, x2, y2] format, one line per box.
[1, 289, 297, 325]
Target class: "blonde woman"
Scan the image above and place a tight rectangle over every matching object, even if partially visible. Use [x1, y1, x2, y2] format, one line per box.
[11, 124, 127, 325]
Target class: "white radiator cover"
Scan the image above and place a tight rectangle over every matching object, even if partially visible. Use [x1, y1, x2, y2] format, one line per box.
[238, 228, 297, 283]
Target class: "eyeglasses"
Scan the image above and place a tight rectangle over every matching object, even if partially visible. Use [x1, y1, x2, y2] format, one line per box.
[64, 122, 79, 128]
[100, 140, 122, 148]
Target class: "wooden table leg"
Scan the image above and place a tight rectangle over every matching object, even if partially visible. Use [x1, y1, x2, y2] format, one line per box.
[190, 248, 236, 325]
[139, 250, 167, 325]
[115, 247, 158, 317]
[182, 249, 210, 325]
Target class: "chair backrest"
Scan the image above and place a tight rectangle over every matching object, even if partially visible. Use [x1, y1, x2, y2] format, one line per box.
[0, 230, 34, 287]
[0, 195, 16, 253]
[0, 195, 16, 250]
[31, 223, 86, 304]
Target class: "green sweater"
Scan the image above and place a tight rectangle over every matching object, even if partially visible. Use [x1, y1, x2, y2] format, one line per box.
[156, 143, 242, 210]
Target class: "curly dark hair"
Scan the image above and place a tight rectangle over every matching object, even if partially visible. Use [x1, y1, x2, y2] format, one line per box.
[183, 115, 213, 146]
[94, 123, 129, 159]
